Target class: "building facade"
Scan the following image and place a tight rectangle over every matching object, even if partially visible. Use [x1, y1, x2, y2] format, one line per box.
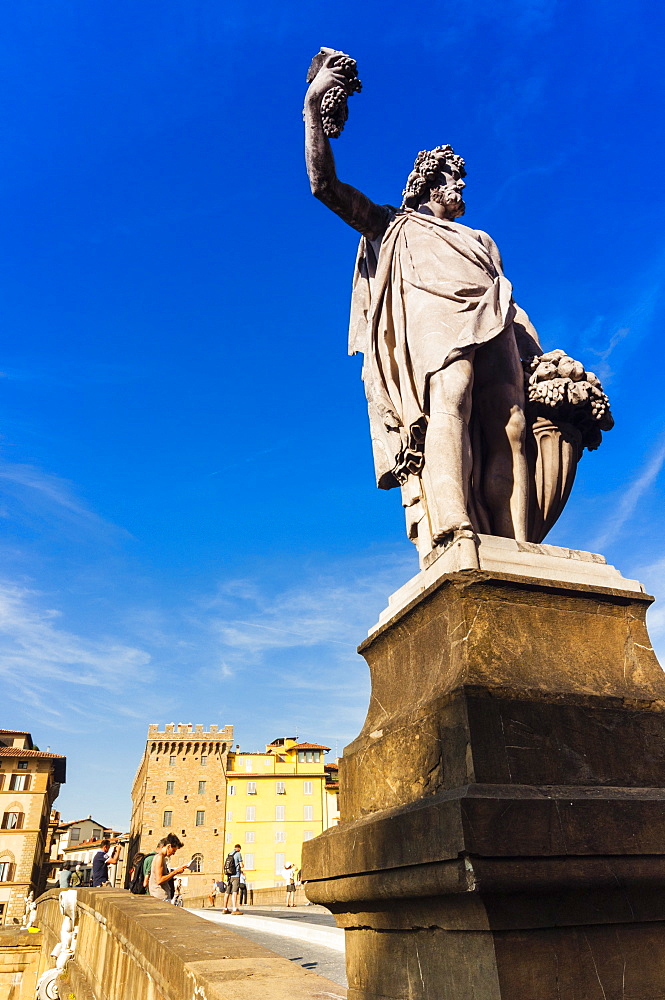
[129, 724, 234, 883]
[0, 729, 66, 925]
[224, 737, 339, 889]
[62, 832, 130, 887]
[49, 816, 118, 862]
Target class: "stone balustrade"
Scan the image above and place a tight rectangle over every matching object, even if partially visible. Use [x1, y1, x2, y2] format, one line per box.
[31, 887, 345, 1000]
[184, 885, 309, 909]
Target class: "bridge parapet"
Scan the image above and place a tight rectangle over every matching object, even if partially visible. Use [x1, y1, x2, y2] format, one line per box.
[33, 887, 345, 1000]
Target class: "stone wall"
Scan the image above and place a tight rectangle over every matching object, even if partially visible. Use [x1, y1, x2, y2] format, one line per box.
[33, 887, 345, 1000]
[185, 884, 309, 908]
[0, 927, 40, 1000]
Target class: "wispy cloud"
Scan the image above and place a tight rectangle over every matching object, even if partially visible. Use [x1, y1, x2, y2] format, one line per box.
[592, 438, 665, 551]
[0, 460, 128, 540]
[201, 551, 413, 664]
[580, 245, 665, 383]
[0, 580, 152, 723]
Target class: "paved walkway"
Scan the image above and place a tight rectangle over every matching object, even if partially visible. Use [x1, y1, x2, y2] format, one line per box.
[191, 907, 343, 951]
[191, 905, 346, 987]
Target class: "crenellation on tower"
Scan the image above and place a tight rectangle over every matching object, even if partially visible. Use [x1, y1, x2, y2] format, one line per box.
[129, 723, 234, 892]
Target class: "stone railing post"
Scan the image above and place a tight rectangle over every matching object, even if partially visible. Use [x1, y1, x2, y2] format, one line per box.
[35, 889, 78, 999]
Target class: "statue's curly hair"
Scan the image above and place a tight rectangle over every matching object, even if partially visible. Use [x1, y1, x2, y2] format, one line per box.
[401, 145, 466, 208]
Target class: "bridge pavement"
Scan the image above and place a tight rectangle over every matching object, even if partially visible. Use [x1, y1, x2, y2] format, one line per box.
[192, 905, 347, 988]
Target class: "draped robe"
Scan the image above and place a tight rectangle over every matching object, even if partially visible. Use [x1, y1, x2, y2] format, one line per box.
[349, 209, 518, 497]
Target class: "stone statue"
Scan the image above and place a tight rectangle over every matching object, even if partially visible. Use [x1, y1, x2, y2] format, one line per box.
[35, 889, 79, 999]
[22, 890, 37, 929]
[304, 49, 613, 564]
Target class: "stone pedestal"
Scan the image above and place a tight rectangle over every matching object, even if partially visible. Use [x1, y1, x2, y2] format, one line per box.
[302, 539, 665, 1000]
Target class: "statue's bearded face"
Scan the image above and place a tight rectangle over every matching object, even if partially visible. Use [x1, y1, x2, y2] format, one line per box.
[428, 165, 466, 219]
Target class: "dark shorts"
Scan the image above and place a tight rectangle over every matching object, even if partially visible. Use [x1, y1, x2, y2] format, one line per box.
[227, 875, 240, 892]
[286, 882, 296, 892]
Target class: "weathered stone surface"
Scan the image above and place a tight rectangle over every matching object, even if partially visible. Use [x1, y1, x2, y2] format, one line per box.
[302, 564, 665, 1000]
[34, 887, 346, 1000]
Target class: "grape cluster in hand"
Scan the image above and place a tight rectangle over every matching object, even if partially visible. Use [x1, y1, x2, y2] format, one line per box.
[320, 56, 362, 138]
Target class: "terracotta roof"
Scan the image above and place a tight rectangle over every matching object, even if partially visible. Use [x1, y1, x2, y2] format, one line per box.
[56, 817, 107, 830]
[324, 763, 339, 770]
[63, 835, 124, 852]
[291, 743, 330, 751]
[0, 747, 66, 783]
[0, 729, 31, 735]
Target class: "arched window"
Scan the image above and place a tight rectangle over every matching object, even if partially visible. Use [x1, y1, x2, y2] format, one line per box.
[189, 853, 203, 873]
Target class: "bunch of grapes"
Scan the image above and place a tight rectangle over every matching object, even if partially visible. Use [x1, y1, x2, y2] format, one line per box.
[319, 55, 362, 139]
[320, 87, 349, 138]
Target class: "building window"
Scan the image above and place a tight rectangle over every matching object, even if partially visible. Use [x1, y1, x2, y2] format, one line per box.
[190, 853, 203, 873]
[166, 781, 174, 795]
[245, 831, 255, 843]
[274, 852, 285, 873]
[275, 831, 286, 843]
[200, 755, 207, 766]
[9, 774, 30, 791]
[275, 781, 286, 794]
[92, 828, 101, 840]
[195, 811, 205, 826]
[275, 805, 285, 822]
[198, 781, 206, 794]
[304, 830, 314, 841]
[1, 812, 23, 830]
[298, 750, 320, 763]
[304, 805, 313, 821]
[17, 761, 28, 770]
[245, 760, 253, 773]
[163, 811, 172, 827]
[228, 784, 236, 795]
[303, 781, 313, 795]
[225, 833, 231, 843]
[244, 853, 255, 870]
[247, 781, 257, 795]
[70, 828, 80, 843]
[245, 806, 255, 822]
[170, 756, 176, 765]
[226, 811, 233, 822]
[0, 861, 13, 881]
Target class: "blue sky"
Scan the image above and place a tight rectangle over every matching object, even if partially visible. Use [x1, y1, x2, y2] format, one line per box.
[1, 0, 664, 830]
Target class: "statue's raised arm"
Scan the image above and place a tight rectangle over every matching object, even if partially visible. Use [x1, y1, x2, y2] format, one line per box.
[304, 49, 390, 241]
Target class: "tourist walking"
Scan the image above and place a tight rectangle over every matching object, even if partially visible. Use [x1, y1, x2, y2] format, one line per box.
[283, 862, 297, 906]
[222, 844, 243, 914]
[70, 864, 84, 888]
[57, 861, 72, 888]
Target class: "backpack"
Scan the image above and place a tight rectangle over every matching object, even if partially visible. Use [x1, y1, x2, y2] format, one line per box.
[129, 862, 146, 895]
[224, 852, 237, 876]
[70, 869, 83, 888]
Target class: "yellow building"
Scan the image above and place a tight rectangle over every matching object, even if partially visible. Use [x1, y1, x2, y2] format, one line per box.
[224, 737, 339, 889]
[0, 729, 66, 925]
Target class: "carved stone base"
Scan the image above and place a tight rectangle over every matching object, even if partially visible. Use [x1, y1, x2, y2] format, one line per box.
[302, 554, 665, 1000]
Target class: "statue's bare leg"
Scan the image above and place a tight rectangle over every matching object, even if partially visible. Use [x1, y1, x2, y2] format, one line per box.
[423, 359, 475, 544]
[474, 328, 528, 540]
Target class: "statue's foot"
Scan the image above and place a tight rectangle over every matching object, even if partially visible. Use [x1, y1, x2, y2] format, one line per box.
[431, 520, 476, 548]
